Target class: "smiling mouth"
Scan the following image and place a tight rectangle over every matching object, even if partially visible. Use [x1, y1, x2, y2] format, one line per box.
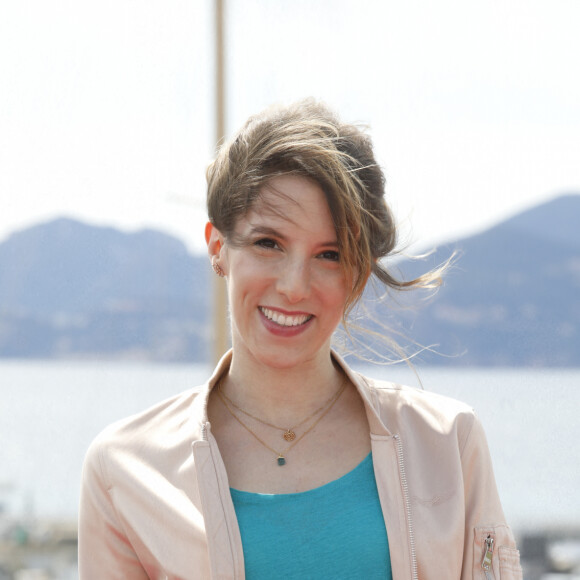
[259, 307, 313, 327]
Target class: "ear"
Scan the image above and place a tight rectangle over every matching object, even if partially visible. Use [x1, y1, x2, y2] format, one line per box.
[205, 221, 225, 261]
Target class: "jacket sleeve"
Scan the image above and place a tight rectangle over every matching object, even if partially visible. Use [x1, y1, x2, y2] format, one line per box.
[459, 414, 522, 579]
[78, 437, 149, 580]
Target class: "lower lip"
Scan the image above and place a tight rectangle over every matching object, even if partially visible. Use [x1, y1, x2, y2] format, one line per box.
[258, 309, 313, 337]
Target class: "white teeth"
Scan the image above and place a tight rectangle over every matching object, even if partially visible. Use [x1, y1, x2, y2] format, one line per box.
[260, 307, 311, 327]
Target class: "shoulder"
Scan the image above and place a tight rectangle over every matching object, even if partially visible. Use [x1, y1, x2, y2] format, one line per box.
[367, 375, 473, 415]
[96, 384, 206, 443]
[83, 384, 208, 483]
[355, 372, 478, 446]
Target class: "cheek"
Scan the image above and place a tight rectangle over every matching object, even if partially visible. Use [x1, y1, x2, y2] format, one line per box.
[228, 264, 267, 306]
[319, 274, 350, 313]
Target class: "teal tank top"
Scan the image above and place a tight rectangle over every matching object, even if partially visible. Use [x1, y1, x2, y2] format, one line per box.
[230, 452, 392, 579]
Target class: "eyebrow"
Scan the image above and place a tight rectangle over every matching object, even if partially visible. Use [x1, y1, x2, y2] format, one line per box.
[248, 225, 287, 240]
[248, 225, 339, 247]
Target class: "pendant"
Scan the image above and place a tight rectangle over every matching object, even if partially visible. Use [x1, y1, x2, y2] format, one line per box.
[277, 456, 286, 466]
[283, 429, 296, 442]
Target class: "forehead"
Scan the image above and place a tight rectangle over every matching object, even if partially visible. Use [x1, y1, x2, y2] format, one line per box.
[247, 175, 333, 227]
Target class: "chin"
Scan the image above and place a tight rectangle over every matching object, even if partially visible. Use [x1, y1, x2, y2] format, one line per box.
[255, 350, 305, 370]
[255, 342, 331, 371]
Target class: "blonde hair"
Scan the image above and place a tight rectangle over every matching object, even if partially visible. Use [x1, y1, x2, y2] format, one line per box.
[206, 98, 442, 323]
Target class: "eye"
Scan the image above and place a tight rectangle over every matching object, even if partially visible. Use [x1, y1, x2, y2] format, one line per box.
[254, 238, 279, 250]
[319, 250, 340, 262]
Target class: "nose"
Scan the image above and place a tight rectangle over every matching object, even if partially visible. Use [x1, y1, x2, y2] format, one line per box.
[275, 257, 311, 303]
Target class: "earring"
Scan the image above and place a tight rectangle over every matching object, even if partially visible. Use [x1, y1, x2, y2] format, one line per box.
[212, 259, 225, 277]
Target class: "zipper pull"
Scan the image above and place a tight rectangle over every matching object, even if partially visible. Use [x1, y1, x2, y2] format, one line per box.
[481, 535, 494, 570]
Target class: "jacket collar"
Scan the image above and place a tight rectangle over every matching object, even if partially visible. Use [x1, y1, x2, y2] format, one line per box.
[331, 350, 393, 437]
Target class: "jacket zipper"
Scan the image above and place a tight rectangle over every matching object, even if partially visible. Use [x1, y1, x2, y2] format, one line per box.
[482, 534, 495, 580]
[394, 434, 418, 580]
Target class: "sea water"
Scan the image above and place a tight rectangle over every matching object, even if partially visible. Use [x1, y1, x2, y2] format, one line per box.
[0, 359, 578, 532]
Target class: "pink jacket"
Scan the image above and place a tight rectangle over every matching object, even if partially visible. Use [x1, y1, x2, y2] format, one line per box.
[79, 352, 522, 579]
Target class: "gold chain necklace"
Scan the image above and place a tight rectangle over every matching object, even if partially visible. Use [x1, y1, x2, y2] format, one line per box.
[216, 378, 347, 466]
[218, 379, 345, 442]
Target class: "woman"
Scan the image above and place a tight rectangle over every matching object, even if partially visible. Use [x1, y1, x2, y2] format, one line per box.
[79, 100, 522, 579]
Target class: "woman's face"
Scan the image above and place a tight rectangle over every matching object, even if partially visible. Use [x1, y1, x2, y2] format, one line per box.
[211, 175, 350, 370]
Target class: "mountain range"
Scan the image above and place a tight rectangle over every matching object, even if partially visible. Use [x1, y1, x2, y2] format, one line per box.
[0, 194, 578, 366]
[386, 193, 580, 365]
[0, 219, 210, 361]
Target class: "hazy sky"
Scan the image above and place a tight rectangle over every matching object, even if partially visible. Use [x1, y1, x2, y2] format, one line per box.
[1, 0, 579, 253]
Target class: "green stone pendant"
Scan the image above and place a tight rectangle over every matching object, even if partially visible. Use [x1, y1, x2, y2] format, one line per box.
[277, 456, 286, 466]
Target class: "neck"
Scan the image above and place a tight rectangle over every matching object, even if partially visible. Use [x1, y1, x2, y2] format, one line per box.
[223, 349, 344, 424]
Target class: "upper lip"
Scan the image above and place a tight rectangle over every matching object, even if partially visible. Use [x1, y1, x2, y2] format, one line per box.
[259, 306, 313, 316]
